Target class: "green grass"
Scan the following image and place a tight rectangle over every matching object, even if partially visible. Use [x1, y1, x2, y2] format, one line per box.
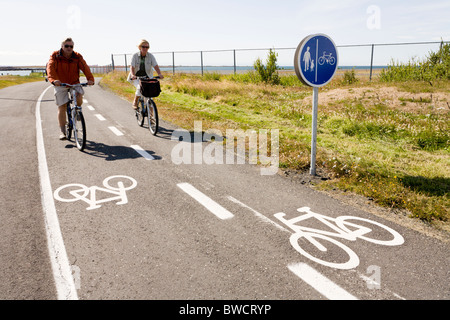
[100, 71, 449, 227]
[0, 72, 45, 89]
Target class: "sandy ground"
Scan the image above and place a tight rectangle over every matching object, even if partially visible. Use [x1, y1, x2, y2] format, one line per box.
[314, 85, 449, 114]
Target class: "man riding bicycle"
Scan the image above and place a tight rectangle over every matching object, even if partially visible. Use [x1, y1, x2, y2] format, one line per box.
[47, 38, 95, 140]
[127, 39, 164, 110]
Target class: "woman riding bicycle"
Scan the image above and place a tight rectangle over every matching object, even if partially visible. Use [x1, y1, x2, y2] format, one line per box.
[127, 39, 164, 110]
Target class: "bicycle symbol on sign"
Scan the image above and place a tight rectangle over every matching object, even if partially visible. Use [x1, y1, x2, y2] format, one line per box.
[54, 175, 137, 210]
[274, 207, 404, 270]
[318, 51, 336, 66]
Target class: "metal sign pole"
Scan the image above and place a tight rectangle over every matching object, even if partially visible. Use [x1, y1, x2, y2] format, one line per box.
[294, 33, 338, 176]
[310, 87, 319, 175]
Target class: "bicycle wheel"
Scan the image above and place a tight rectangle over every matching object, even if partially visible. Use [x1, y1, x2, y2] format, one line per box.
[73, 110, 86, 151]
[290, 232, 360, 270]
[335, 216, 404, 246]
[66, 106, 73, 140]
[318, 57, 325, 65]
[147, 99, 159, 135]
[53, 183, 89, 202]
[329, 57, 336, 65]
[103, 175, 138, 191]
[136, 98, 145, 127]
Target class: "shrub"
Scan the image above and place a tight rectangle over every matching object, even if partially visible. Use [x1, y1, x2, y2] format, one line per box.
[253, 49, 280, 84]
[380, 41, 450, 82]
[341, 68, 359, 85]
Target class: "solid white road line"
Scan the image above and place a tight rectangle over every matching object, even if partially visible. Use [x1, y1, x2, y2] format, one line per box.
[95, 114, 106, 121]
[177, 183, 234, 220]
[108, 126, 124, 136]
[131, 144, 155, 160]
[36, 86, 78, 300]
[288, 263, 358, 300]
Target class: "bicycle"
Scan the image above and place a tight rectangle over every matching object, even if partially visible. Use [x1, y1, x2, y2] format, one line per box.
[135, 76, 160, 135]
[60, 82, 89, 151]
[274, 207, 404, 270]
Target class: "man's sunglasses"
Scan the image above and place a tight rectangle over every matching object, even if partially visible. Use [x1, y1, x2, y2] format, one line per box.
[141, 46, 149, 49]
[64, 45, 74, 48]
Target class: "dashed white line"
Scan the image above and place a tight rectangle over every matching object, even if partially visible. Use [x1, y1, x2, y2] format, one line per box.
[36, 86, 78, 300]
[228, 196, 289, 232]
[288, 263, 358, 300]
[131, 144, 155, 160]
[87, 105, 95, 111]
[108, 126, 124, 136]
[95, 114, 106, 121]
[177, 183, 234, 220]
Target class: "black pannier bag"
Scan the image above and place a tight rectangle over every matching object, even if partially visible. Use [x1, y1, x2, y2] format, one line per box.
[140, 78, 161, 97]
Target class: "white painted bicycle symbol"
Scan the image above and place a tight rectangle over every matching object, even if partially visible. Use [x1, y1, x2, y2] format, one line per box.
[318, 51, 336, 66]
[54, 175, 137, 210]
[274, 207, 404, 270]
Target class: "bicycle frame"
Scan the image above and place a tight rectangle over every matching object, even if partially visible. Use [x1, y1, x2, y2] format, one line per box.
[60, 83, 88, 150]
[275, 207, 368, 244]
[276, 208, 354, 253]
[274, 207, 404, 269]
[274, 207, 403, 250]
[134, 76, 159, 135]
[136, 95, 152, 120]
[62, 83, 85, 115]
[67, 88, 81, 125]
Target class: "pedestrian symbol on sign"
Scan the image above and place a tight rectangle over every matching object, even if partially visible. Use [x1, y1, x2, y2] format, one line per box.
[303, 46, 311, 71]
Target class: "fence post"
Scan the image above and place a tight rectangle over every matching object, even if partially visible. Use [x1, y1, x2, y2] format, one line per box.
[125, 54, 128, 73]
[111, 54, 115, 71]
[172, 52, 175, 75]
[369, 44, 374, 81]
[233, 50, 236, 75]
[200, 51, 204, 76]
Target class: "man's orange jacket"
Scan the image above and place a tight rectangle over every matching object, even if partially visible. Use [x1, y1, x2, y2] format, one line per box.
[47, 49, 94, 84]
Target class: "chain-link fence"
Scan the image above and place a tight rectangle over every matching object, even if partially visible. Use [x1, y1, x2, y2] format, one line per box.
[110, 40, 448, 80]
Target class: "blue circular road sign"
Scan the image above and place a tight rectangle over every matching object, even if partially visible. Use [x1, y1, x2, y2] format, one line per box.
[294, 34, 338, 87]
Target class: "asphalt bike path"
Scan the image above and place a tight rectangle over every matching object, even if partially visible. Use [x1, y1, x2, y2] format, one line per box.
[1, 80, 448, 301]
[0, 82, 55, 299]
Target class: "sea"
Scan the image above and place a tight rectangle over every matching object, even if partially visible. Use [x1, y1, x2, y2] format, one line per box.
[0, 70, 33, 76]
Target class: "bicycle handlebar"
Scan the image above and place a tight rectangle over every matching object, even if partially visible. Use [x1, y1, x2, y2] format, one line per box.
[134, 76, 161, 80]
[59, 82, 90, 87]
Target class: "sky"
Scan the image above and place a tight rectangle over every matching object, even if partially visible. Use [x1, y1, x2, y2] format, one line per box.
[1, 0, 449, 67]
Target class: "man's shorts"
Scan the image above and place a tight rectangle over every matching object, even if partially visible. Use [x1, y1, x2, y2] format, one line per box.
[54, 85, 85, 107]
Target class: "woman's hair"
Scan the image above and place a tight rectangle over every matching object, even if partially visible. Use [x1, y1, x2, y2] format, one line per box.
[138, 39, 150, 49]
